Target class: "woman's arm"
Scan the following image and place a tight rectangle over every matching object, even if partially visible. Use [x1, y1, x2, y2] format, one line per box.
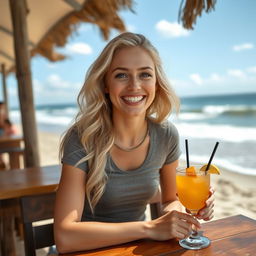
[160, 160, 183, 213]
[54, 164, 149, 253]
[54, 163, 201, 253]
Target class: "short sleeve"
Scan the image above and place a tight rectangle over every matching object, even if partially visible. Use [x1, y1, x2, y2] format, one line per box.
[61, 129, 89, 172]
[164, 122, 181, 164]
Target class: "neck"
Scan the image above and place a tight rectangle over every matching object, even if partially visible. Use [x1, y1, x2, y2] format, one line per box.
[113, 117, 148, 151]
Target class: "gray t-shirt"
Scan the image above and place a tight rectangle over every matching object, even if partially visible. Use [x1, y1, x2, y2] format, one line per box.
[62, 120, 181, 222]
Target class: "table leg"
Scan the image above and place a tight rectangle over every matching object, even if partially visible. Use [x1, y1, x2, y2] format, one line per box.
[0, 200, 17, 256]
[9, 151, 22, 169]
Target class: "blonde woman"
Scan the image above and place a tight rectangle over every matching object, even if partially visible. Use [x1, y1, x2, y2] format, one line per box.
[54, 32, 214, 253]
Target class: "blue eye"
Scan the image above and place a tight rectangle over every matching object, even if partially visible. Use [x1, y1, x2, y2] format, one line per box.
[140, 72, 152, 78]
[115, 73, 128, 79]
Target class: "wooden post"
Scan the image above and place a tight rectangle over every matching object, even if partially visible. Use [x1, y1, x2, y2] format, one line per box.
[9, 0, 40, 167]
[1, 64, 9, 118]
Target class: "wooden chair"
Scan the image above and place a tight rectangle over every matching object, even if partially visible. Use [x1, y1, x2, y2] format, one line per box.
[150, 202, 162, 220]
[19, 192, 56, 256]
[19, 192, 161, 256]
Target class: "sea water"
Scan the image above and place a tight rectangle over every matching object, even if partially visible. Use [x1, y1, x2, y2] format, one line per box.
[10, 92, 256, 176]
[172, 93, 256, 176]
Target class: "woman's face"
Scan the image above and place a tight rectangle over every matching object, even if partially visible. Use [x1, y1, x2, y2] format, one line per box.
[105, 46, 157, 118]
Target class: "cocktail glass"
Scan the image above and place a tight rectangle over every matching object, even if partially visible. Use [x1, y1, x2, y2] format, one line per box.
[176, 165, 210, 250]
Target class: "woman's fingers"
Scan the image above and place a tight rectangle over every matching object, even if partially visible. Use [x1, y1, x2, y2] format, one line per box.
[171, 215, 192, 239]
[197, 202, 214, 220]
[173, 211, 201, 229]
[196, 186, 215, 220]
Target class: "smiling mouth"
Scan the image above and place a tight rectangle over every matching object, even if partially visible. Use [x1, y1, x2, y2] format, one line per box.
[121, 96, 145, 104]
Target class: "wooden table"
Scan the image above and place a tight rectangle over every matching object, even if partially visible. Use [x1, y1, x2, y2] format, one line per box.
[0, 135, 24, 169]
[0, 164, 61, 256]
[61, 215, 256, 256]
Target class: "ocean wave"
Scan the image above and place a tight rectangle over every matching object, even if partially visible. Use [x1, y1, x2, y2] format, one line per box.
[180, 154, 256, 176]
[175, 113, 211, 121]
[202, 105, 256, 116]
[175, 122, 256, 142]
[177, 105, 256, 122]
[10, 109, 74, 126]
[36, 111, 74, 125]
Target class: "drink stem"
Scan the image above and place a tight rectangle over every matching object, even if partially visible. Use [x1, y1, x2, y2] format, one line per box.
[190, 211, 199, 238]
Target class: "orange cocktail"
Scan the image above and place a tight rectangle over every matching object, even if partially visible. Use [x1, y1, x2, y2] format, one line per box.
[176, 167, 210, 214]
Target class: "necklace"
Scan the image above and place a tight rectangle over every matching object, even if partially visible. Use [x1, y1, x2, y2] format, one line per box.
[114, 126, 149, 152]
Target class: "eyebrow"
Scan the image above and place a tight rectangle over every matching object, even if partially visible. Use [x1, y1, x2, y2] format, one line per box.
[111, 66, 154, 73]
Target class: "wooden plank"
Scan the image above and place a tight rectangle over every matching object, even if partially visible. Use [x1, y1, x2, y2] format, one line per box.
[0, 136, 24, 169]
[0, 199, 18, 256]
[163, 229, 256, 256]
[0, 165, 61, 200]
[9, 0, 40, 167]
[60, 215, 256, 256]
[59, 239, 181, 256]
[203, 215, 256, 240]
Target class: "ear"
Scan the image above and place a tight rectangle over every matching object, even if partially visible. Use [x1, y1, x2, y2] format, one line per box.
[105, 86, 109, 93]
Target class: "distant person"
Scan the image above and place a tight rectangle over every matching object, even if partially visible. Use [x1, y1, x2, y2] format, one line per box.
[0, 102, 18, 170]
[3, 118, 18, 136]
[0, 101, 7, 136]
[54, 32, 215, 253]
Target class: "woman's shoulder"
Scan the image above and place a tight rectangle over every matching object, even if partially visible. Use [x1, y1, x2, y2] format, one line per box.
[63, 127, 83, 149]
[149, 119, 178, 136]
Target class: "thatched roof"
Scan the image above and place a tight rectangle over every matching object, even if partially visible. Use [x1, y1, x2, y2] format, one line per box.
[0, 0, 134, 74]
[179, 0, 217, 29]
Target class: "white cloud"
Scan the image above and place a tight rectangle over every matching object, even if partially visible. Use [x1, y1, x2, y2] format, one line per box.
[172, 66, 256, 97]
[247, 66, 256, 74]
[232, 43, 254, 52]
[45, 74, 81, 90]
[126, 24, 136, 32]
[66, 42, 93, 55]
[155, 20, 190, 38]
[189, 73, 203, 85]
[227, 69, 245, 78]
[209, 73, 221, 82]
[33, 75, 82, 105]
[46, 74, 70, 88]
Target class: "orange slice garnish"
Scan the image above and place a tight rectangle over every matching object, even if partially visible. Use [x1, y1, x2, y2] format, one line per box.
[200, 164, 220, 174]
[186, 166, 197, 176]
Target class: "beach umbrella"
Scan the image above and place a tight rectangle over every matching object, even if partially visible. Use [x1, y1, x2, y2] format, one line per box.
[0, 0, 133, 167]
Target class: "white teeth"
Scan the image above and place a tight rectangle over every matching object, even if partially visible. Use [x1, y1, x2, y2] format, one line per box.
[123, 96, 144, 103]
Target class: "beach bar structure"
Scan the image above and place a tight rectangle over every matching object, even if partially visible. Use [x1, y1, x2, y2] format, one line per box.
[0, 0, 216, 168]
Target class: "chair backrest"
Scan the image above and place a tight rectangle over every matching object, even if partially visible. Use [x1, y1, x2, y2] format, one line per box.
[149, 202, 161, 220]
[19, 192, 56, 256]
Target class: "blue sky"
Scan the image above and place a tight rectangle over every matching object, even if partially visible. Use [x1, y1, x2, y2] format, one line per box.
[5, 0, 256, 107]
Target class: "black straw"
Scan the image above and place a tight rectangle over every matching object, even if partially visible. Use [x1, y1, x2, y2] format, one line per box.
[206, 142, 219, 171]
[185, 139, 190, 168]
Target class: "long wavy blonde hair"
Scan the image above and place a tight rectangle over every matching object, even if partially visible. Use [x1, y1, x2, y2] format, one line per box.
[60, 32, 180, 212]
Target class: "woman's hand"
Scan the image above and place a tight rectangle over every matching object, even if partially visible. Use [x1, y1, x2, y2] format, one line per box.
[195, 187, 215, 221]
[146, 210, 201, 241]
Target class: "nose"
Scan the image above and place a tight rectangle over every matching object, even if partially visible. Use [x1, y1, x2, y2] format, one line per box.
[128, 76, 141, 90]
